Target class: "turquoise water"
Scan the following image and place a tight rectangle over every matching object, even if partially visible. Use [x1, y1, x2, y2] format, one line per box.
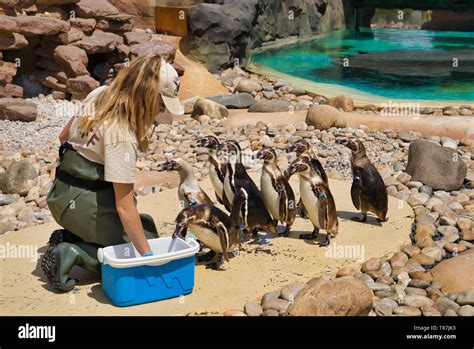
[251, 28, 474, 101]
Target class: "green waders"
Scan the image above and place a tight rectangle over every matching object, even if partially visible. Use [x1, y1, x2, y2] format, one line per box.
[41, 143, 158, 292]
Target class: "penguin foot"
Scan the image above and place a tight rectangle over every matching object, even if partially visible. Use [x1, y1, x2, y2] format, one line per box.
[299, 230, 318, 240]
[318, 235, 331, 247]
[206, 255, 225, 270]
[278, 225, 291, 237]
[197, 250, 216, 262]
[351, 214, 367, 222]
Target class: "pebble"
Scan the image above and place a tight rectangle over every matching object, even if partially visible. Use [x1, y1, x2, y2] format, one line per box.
[393, 305, 421, 316]
[280, 283, 305, 302]
[244, 303, 263, 317]
[456, 290, 474, 306]
[262, 299, 290, 314]
[402, 294, 434, 308]
[361, 258, 382, 273]
[434, 297, 461, 314]
[261, 291, 281, 304]
[457, 305, 474, 316]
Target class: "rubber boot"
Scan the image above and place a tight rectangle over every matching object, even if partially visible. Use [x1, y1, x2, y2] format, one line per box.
[41, 241, 100, 293]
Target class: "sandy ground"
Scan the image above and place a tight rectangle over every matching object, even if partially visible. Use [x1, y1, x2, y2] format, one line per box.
[0, 171, 413, 316]
[222, 111, 474, 141]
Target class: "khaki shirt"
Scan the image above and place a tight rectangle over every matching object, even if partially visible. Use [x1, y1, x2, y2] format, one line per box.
[67, 86, 139, 184]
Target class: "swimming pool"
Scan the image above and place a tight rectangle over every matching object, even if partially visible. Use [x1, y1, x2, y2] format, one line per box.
[250, 28, 474, 102]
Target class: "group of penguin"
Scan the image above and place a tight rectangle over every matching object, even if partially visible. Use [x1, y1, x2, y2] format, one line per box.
[158, 135, 388, 269]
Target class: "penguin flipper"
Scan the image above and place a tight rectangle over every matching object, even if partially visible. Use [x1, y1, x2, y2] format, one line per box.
[230, 189, 246, 227]
[318, 194, 328, 229]
[210, 216, 229, 262]
[278, 189, 288, 224]
[350, 179, 362, 210]
[215, 193, 224, 205]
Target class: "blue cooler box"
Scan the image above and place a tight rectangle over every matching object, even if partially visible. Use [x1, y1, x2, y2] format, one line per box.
[97, 237, 200, 307]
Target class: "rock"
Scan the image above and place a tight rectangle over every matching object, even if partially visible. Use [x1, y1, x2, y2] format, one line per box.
[8, 16, 70, 36]
[0, 16, 17, 34]
[223, 309, 247, 317]
[191, 98, 228, 120]
[244, 303, 263, 317]
[361, 258, 383, 272]
[262, 299, 289, 314]
[248, 100, 291, 113]
[263, 309, 279, 317]
[207, 93, 255, 109]
[53, 45, 88, 77]
[327, 95, 354, 112]
[434, 297, 461, 314]
[402, 294, 434, 308]
[129, 40, 176, 62]
[74, 0, 119, 18]
[306, 104, 346, 130]
[406, 140, 467, 191]
[368, 282, 391, 292]
[261, 291, 280, 304]
[410, 271, 433, 283]
[0, 98, 37, 122]
[0, 193, 16, 206]
[235, 79, 262, 93]
[286, 278, 373, 316]
[0, 32, 28, 50]
[393, 305, 421, 316]
[420, 305, 442, 316]
[280, 283, 305, 302]
[456, 290, 474, 305]
[398, 132, 418, 142]
[374, 302, 392, 316]
[336, 267, 357, 278]
[66, 75, 100, 95]
[431, 249, 474, 293]
[76, 30, 123, 54]
[403, 245, 421, 258]
[457, 305, 474, 316]
[69, 18, 97, 33]
[421, 247, 443, 262]
[0, 222, 14, 234]
[390, 252, 409, 268]
[0, 160, 37, 194]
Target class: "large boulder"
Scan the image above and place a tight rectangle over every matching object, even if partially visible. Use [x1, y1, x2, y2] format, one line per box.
[0, 159, 38, 194]
[248, 99, 291, 113]
[73, 0, 120, 18]
[406, 140, 467, 191]
[108, 0, 155, 30]
[431, 249, 474, 293]
[53, 45, 89, 77]
[66, 75, 100, 95]
[207, 93, 255, 109]
[191, 97, 229, 120]
[0, 16, 18, 34]
[76, 30, 123, 54]
[9, 16, 70, 36]
[306, 104, 346, 130]
[69, 18, 97, 34]
[286, 278, 373, 316]
[128, 39, 176, 62]
[327, 95, 354, 112]
[0, 98, 37, 122]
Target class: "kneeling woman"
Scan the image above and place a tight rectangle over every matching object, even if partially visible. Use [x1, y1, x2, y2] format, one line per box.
[42, 53, 184, 292]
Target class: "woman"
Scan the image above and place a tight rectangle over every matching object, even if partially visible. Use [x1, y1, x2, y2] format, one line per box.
[41, 53, 184, 292]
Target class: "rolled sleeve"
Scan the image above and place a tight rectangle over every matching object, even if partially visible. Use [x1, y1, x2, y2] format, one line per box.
[103, 142, 138, 183]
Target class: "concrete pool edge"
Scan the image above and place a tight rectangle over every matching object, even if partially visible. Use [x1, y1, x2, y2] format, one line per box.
[246, 62, 474, 108]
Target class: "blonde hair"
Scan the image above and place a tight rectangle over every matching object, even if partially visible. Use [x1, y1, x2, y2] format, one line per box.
[79, 53, 163, 152]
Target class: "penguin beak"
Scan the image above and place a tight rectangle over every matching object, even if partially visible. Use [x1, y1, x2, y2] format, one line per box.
[286, 144, 296, 153]
[157, 160, 174, 172]
[284, 165, 296, 178]
[336, 138, 350, 147]
[255, 149, 265, 160]
[172, 223, 187, 240]
[196, 139, 205, 148]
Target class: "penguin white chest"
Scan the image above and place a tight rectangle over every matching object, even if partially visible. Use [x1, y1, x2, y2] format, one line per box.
[261, 171, 280, 220]
[209, 166, 223, 200]
[300, 179, 321, 228]
[189, 224, 223, 253]
[224, 174, 234, 203]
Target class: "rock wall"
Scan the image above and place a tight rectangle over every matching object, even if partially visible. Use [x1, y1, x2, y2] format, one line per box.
[422, 9, 474, 32]
[0, 0, 179, 100]
[180, 0, 349, 73]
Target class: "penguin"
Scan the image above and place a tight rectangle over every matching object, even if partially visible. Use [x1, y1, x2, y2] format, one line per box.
[173, 204, 241, 269]
[336, 138, 388, 222]
[196, 136, 231, 211]
[157, 158, 213, 208]
[286, 155, 339, 246]
[256, 147, 296, 237]
[219, 140, 277, 238]
[285, 139, 329, 220]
